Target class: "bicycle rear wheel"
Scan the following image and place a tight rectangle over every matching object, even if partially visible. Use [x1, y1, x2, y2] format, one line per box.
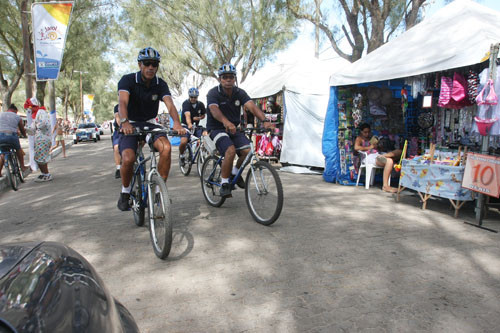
[200, 155, 225, 207]
[148, 173, 172, 259]
[245, 161, 283, 225]
[131, 167, 145, 226]
[179, 146, 192, 176]
[196, 145, 209, 177]
[6, 154, 18, 191]
[16, 155, 25, 183]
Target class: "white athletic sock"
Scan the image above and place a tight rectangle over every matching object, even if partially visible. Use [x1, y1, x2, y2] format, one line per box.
[122, 185, 131, 193]
[221, 178, 229, 184]
[232, 167, 238, 176]
[116, 165, 121, 170]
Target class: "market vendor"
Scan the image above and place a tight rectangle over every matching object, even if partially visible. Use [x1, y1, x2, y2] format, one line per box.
[354, 123, 401, 193]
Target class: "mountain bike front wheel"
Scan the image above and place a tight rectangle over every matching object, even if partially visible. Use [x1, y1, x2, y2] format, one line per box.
[200, 156, 225, 207]
[148, 173, 172, 259]
[196, 145, 209, 178]
[245, 161, 283, 225]
[179, 146, 192, 176]
[131, 168, 145, 226]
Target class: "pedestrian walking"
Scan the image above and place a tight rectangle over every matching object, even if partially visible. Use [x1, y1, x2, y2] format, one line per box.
[49, 118, 67, 158]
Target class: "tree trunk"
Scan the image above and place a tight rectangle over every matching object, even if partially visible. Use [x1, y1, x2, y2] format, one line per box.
[64, 87, 69, 120]
[405, 0, 426, 30]
[21, 0, 32, 99]
[0, 63, 25, 112]
[36, 81, 47, 106]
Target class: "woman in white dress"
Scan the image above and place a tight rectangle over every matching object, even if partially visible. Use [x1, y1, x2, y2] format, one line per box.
[25, 98, 52, 182]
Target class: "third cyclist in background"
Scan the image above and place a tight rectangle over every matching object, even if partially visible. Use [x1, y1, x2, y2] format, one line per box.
[179, 87, 206, 164]
[206, 63, 273, 198]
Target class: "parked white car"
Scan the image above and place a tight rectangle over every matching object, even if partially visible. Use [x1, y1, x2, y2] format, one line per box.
[73, 123, 100, 143]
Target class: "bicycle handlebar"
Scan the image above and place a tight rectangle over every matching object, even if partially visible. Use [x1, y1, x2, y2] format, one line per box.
[242, 127, 281, 136]
[125, 127, 187, 137]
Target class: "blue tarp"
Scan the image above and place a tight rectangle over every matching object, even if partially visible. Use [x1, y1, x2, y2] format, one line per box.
[322, 86, 340, 182]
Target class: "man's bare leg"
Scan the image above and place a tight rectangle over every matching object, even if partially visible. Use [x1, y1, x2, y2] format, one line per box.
[154, 137, 172, 181]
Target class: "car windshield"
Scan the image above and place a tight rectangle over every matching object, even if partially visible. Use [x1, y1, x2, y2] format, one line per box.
[78, 123, 95, 129]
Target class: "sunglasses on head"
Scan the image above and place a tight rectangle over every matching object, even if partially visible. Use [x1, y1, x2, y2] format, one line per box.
[142, 61, 159, 68]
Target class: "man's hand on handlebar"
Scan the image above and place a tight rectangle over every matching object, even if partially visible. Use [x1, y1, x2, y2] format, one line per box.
[263, 121, 275, 131]
[224, 121, 237, 135]
[120, 121, 134, 135]
[173, 123, 186, 135]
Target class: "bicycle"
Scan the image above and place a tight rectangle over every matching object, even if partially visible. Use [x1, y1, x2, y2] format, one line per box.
[200, 128, 284, 225]
[178, 126, 211, 177]
[0, 144, 25, 191]
[126, 127, 182, 259]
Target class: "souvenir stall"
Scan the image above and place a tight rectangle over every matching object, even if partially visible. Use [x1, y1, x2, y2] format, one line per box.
[323, 0, 500, 216]
[335, 81, 410, 183]
[251, 94, 284, 162]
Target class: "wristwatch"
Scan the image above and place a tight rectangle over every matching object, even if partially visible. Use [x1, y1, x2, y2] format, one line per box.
[120, 117, 129, 125]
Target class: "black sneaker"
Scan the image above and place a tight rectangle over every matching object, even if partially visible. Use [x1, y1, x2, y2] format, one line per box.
[219, 183, 232, 198]
[115, 169, 121, 179]
[179, 155, 185, 165]
[117, 192, 131, 211]
[232, 175, 245, 189]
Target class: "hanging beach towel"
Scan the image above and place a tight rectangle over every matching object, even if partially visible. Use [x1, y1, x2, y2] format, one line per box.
[467, 70, 480, 103]
[257, 134, 269, 156]
[438, 76, 453, 107]
[451, 72, 468, 102]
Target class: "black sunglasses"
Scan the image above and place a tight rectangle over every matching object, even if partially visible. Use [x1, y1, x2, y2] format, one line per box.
[142, 61, 159, 68]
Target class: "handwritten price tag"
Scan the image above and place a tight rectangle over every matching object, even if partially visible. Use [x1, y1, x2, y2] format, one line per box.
[462, 153, 500, 197]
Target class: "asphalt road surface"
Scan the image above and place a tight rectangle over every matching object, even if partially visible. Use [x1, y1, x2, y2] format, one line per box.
[1, 134, 500, 332]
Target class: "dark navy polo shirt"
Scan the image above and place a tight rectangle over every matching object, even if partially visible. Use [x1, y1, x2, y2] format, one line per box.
[117, 72, 171, 122]
[181, 100, 206, 126]
[206, 85, 251, 130]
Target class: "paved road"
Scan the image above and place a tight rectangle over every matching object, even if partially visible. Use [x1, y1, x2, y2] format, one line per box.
[1, 134, 500, 332]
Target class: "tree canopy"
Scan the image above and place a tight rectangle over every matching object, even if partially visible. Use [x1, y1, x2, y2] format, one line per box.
[120, 0, 299, 87]
[286, 0, 427, 62]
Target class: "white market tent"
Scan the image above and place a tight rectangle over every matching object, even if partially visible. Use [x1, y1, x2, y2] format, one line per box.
[329, 0, 500, 87]
[242, 57, 349, 168]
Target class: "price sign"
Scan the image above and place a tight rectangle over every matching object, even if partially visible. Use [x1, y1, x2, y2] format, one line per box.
[462, 153, 500, 197]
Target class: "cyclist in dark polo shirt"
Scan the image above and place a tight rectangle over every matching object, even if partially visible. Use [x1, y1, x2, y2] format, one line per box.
[206, 63, 273, 198]
[116, 47, 184, 211]
[179, 87, 206, 164]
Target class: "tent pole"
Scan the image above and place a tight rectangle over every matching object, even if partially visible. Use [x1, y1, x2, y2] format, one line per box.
[474, 43, 499, 225]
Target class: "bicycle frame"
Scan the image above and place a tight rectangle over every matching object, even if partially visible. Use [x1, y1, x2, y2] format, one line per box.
[129, 140, 159, 210]
[206, 135, 260, 191]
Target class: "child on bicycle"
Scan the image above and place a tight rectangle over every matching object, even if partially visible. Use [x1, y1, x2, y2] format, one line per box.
[206, 63, 273, 198]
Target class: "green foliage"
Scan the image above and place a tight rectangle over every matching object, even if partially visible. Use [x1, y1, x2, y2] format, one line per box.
[0, 0, 26, 110]
[1, 0, 117, 121]
[120, 0, 298, 85]
[55, 0, 117, 121]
